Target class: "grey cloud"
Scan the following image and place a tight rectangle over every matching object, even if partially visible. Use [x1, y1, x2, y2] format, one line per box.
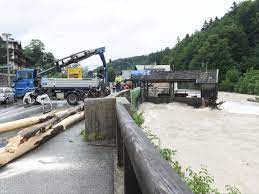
[1, 0, 236, 69]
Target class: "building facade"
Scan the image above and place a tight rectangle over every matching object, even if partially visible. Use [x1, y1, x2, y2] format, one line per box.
[1, 36, 25, 69]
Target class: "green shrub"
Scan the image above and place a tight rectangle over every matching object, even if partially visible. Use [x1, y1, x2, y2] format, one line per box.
[132, 108, 144, 127]
[185, 166, 218, 194]
[220, 68, 240, 92]
[160, 148, 176, 162]
[80, 129, 89, 142]
[235, 69, 259, 94]
[225, 185, 242, 194]
[144, 129, 160, 148]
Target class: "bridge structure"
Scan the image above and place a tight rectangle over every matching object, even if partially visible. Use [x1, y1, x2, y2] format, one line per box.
[0, 90, 192, 194]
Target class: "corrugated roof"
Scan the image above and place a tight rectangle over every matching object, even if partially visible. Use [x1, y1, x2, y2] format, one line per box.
[136, 65, 171, 71]
[130, 69, 218, 84]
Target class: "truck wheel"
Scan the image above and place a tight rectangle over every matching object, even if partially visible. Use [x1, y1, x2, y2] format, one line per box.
[67, 93, 79, 105]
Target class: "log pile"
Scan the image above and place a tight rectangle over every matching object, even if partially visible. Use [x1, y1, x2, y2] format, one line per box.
[0, 105, 85, 167]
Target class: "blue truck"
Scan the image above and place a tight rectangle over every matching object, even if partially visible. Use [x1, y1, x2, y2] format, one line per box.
[15, 47, 109, 105]
[14, 69, 36, 97]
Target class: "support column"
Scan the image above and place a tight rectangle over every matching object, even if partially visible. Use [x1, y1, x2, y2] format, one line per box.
[84, 98, 116, 141]
[169, 82, 172, 101]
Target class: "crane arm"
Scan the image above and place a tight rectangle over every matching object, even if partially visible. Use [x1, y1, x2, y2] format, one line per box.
[38, 47, 107, 78]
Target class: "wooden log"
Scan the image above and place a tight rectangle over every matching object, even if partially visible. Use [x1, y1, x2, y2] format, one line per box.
[0, 113, 54, 133]
[0, 111, 84, 167]
[53, 111, 84, 130]
[0, 104, 84, 133]
[18, 105, 84, 139]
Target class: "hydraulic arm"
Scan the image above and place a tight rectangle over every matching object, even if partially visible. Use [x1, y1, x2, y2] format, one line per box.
[36, 47, 107, 86]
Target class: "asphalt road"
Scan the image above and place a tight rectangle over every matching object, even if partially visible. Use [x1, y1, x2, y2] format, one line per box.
[0, 100, 23, 113]
[0, 100, 69, 123]
[0, 121, 115, 194]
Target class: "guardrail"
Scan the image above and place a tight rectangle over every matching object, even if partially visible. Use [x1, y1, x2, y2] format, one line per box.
[116, 100, 192, 194]
[84, 95, 192, 194]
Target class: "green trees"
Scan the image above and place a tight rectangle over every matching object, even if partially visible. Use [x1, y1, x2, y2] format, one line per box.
[111, 48, 171, 72]
[22, 39, 55, 69]
[161, 0, 259, 94]
[108, 66, 116, 82]
[235, 69, 259, 94]
[0, 38, 55, 70]
[108, 0, 258, 95]
[220, 68, 240, 92]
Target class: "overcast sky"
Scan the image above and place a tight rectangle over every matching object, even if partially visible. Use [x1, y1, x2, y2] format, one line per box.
[1, 0, 238, 69]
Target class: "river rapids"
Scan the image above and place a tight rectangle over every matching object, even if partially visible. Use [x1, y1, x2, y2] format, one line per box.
[139, 92, 259, 193]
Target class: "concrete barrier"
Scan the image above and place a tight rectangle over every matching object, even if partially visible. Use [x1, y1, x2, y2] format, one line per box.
[84, 96, 192, 194]
[173, 97, 202, 108]
[84, 98, 116, 141]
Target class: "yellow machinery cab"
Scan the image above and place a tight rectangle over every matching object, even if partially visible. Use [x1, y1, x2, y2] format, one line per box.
[67, 67, 83, 78]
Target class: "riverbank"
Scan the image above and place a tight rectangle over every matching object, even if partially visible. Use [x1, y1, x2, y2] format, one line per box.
[139, 92, 259, 193]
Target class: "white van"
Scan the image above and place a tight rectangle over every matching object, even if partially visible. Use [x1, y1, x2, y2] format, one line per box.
[0, 87, 16, 104]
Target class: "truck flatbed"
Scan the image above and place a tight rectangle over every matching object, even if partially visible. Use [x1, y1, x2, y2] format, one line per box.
[41, 78, 99, 89]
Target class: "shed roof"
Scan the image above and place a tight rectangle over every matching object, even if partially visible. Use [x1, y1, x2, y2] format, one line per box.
[136, 65, 171, 71]
[130, 69, 219, 84]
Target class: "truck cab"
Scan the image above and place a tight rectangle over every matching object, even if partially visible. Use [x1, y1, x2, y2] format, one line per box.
[15, 69, 36, 97]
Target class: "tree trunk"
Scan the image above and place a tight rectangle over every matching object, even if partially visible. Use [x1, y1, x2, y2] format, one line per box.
[18, 105, 84, 139]
[0, 111, 84, 167]
[0, 104, 84, 133]
[0, 113, 54, 133]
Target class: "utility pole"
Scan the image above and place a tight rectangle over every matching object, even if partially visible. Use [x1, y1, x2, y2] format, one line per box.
[2, 33, 12, 87]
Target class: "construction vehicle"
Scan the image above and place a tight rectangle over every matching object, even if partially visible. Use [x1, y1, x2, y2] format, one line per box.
[15, 69, 36, 97]
[67, 67, 83, 78]
[22, 47, 109, 106]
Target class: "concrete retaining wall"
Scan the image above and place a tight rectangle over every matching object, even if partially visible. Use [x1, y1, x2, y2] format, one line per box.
[84, 98, 116, 141]
[145, 96, 202, 107]
[83, 96, 192, 194]
[173, 97, 203, 108]
[145, 96, 170, 104]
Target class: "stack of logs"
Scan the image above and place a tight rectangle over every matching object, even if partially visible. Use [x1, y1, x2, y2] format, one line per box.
[0, 104, 85, 167]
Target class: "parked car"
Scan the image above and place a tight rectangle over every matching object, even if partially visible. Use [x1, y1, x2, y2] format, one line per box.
[0, 87, 16, 104]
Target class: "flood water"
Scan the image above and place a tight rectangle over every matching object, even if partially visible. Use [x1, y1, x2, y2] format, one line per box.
[139, 92, 259, 193]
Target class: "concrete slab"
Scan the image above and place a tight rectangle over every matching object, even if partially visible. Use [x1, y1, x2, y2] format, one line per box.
[0, 121, 115, 194]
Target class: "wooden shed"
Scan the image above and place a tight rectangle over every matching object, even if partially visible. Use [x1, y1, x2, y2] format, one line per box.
[130, 69, 219, 107]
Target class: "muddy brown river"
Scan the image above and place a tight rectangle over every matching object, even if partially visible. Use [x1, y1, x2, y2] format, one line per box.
[139, 92, 259, 193]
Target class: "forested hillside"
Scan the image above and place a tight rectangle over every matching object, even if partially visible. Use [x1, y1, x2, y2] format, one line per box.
[112, 0, 259, 95]
[111, 48, 170, 72]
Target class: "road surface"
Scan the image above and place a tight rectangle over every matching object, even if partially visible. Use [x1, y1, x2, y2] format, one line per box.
[0, 100, 69, 123]
[0, 121, 115, 194]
